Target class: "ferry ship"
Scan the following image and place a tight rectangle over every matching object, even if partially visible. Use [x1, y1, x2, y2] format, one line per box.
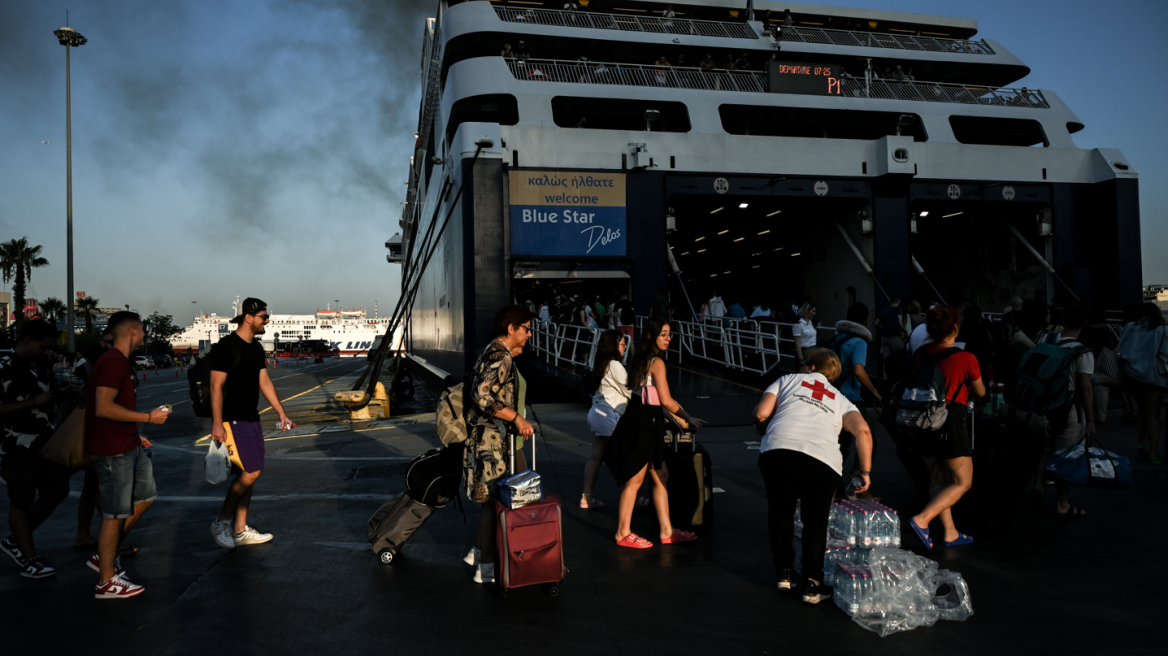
[172, 298, 399, 356]
[392, 0, 1141, 379]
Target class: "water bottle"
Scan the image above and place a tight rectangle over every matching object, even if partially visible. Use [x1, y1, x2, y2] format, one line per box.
[275, 420, 296, 431]
[844, 474, 866, 499]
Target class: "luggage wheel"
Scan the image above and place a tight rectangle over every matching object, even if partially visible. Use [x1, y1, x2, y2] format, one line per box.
[545, 583, 559, 597]
[378, 548, 395, 565]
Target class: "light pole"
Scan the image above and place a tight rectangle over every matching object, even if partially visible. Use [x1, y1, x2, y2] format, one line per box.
[54, 24, 87, 353]
[192, 300, 197, 319]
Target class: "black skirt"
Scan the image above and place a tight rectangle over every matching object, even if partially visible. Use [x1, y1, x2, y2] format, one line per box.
[603, 397, 665, 487]
[917, 407, 973, 459]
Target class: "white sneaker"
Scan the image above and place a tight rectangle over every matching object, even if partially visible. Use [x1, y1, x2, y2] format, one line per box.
[233, 526, 273, 546]
[463, 547, 479, 566]
[210, 521, 236, 549]
[473, 562, 495, 584]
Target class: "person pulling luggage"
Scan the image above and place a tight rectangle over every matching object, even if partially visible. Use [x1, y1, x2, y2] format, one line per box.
[465, 305, 536, 584]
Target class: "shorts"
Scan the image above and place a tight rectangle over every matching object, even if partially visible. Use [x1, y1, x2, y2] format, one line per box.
[1046, 405, 1085, 453]
[587, 404, 621, 437]
[916, 410, 973, 460]
[224, 421, 265, 473]
[0, 451, 71, 508]
[91, 445, 157, 519]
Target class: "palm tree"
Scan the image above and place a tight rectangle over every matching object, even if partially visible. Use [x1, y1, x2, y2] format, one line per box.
[75, 296, 101, 334]
[0, 237, 50, 323]
[38, 296, 66, 326]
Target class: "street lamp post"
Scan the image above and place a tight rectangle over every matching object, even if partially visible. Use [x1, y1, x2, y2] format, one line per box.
[54, 25, 87, 353]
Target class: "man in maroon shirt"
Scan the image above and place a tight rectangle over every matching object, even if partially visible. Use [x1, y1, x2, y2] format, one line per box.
[85, 312, 170, 599]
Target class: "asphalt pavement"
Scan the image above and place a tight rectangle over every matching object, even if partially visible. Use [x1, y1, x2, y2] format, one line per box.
[1, 357, 1164, 654]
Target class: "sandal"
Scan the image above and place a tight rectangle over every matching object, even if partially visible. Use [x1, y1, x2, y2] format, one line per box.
[909, 519, 933, 551]
[943, 533, 975, 547]
[579, 494, 608, 510]
[118, 544, 139, 559]
[1056, 505, 1088, 517]
[616, 533, 653, 549]
[660, 529, 698, 544]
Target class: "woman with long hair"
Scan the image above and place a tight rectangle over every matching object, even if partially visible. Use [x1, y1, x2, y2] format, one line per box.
[907, 306, 985, 549]
[581, 330, 631, 509]
[464, 304, 536, 584]
[1117, 302, 1168, 462]
[604, 316, 705, 548]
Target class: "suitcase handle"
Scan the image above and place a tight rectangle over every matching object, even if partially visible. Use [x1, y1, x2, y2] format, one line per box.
[511, 411, 537, 475]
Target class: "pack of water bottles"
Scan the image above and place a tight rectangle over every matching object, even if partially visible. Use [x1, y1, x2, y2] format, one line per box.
[835, 548, 973, 637]
[830, 499, 902, 548]
[793, 536, 869, 585]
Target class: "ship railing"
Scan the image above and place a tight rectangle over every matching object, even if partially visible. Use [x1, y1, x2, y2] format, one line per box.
[495, 6, 758, 39]
[780, 26, 994, 55]
[505, 59, 1049, 109]
[506, 59, 767, 93]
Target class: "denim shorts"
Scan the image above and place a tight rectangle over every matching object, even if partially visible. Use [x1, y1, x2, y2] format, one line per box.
[91, 445, 157, 519]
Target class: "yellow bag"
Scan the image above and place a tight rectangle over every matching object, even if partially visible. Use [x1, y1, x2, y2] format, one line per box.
[39, 408, 89, 470]
[221, 422, 245, 471]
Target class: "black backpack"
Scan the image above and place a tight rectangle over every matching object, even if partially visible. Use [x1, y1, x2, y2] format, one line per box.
[405, 447, 464, 508]
[188, 339, 239, 418]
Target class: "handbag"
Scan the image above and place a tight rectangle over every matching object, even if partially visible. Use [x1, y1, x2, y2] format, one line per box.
[1046, 437, 1134, 489]
[639, 357, 661, 405]
[1091, 347, 1121, 388]
[39, 408, 89, 470]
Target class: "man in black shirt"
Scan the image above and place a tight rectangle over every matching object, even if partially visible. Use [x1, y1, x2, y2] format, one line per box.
[207, 298, 291, 549]
[0, 320, 69, 579]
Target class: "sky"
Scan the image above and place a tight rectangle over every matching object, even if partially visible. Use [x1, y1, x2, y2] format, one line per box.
[1, 0, 1165, 327]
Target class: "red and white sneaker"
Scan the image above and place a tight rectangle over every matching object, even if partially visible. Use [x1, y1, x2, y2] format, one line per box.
[95, 576, 144, 599]
[86, 554, 125, 578]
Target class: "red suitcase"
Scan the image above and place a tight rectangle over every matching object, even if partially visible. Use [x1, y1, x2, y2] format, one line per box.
[493, 427, 565, 599]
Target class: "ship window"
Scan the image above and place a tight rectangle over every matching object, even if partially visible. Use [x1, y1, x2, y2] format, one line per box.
[552, 97, 690, 133]
[446, 94, 519, 146]
[948, 116, 1048, 147]
[718, 105, 927, 141]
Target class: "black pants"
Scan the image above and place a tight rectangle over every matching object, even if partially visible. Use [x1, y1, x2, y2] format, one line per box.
[758, 449, 841, 584]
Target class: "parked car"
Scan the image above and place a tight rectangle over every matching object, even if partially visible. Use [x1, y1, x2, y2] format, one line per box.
[153, 354, 174, 368]
[134, 355, 154, 370]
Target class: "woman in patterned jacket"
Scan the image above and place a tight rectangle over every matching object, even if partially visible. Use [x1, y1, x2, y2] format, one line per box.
[465, 304, 536, 584]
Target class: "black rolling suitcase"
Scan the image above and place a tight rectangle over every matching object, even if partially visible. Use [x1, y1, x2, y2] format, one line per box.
[366, 445, 463, 564]
[663, 419, 714, 533]
[368, 492, 436, 564]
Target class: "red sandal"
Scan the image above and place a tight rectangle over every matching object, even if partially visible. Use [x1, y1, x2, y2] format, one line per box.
[616, 533, 654, 549]
[660, 529, 698, 544]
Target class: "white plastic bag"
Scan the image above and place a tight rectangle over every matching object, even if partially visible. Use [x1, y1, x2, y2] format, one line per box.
[205, 441, 229, 485]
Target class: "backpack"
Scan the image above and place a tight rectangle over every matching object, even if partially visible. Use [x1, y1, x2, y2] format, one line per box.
[435, 372, 474, 447]
[405, 447, 463, 508]
[188, 339, 240, 418]
[894, 347, 962, 432]
[1012, 335, 1091, 418]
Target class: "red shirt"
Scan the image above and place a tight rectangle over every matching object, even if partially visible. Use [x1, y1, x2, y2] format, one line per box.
[85, 349, 139, 456]
[913, 344, 982, 406]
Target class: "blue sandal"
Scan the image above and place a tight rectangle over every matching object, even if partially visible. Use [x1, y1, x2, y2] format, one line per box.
[944, 533, 974, 547]
[909, 519, 933, 551]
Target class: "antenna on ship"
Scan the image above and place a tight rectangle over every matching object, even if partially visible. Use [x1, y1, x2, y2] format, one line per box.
[374, 300, 378, 319]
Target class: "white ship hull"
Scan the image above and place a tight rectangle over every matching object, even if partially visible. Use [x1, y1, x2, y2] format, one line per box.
[173, 307, 401, 357]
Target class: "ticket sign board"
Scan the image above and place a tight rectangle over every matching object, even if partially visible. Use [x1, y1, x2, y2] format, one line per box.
[510, 171, 626, 256]
[766, 61, 842, 96]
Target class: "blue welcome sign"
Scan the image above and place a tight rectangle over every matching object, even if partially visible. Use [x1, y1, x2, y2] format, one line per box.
[509, 171, 626, 256]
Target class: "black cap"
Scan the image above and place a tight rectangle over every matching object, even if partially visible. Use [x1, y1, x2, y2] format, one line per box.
[231, 297, 267, 323]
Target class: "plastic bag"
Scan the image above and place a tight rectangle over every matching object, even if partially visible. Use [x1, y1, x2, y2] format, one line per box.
[851, 548, 940, 637]
[932, 569, 974, 622]
[205, 441, 229, 485]
[499, 470, 543, 509]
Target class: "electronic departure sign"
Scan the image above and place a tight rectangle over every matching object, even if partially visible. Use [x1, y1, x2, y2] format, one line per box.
[766, 61, 842, 97]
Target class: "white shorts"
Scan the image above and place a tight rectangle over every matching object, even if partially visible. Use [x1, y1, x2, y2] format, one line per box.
[587, 404, 621, 437]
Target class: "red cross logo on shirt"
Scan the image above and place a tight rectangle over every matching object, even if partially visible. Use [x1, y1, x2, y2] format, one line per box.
[801, 379, 836, 401]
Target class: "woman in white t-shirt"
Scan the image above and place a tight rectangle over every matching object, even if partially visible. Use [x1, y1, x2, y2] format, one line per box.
[752, 348, 873, 605]
[792, 302, 818, 365]
[583, 331, 631, 509]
